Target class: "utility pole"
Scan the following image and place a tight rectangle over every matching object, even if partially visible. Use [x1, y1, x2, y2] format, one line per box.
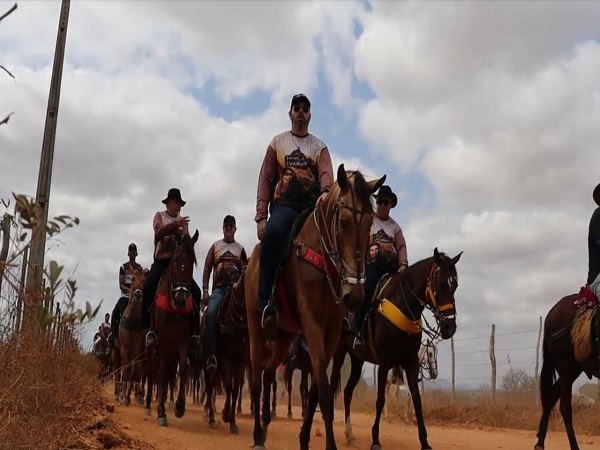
[24, 0, 71, 326]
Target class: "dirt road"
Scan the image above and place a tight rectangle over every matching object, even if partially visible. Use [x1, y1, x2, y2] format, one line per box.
[108, 394, 597, 450]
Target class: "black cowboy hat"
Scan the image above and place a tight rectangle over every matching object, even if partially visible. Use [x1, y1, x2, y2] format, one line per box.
[594, 183, 600, 207]
[374, 185, 398, 208]
[290, 93, 311, 110]
[162, 188, 186, 206]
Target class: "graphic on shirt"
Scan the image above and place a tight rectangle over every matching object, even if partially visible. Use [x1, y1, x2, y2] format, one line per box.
[274, 149, 319, 204]
[370, 229, 397, 267]
[120, 262, 142, 295]
[213, 247, 244, 288]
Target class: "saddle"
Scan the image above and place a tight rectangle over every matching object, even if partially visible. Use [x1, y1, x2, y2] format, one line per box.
[571, 286, 600, 363]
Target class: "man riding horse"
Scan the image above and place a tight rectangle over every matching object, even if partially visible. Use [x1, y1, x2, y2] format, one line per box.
[108, 243, 144, 347]
[255, 93, 334, 332]
[142, 188, 202, 352]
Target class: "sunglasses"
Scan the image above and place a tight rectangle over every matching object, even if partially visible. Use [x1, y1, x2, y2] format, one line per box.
[292, 105, 310, 113]
[376, 199, 391, 206]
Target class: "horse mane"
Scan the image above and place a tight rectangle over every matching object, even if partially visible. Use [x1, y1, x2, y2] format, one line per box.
[351, 170, 374, 214]
[408, 251, 457, 276]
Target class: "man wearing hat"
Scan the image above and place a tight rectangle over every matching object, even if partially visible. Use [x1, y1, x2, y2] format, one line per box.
[108, 243, 144, 347]
[141, 188, 202, 350]
[255, 93, 334, 332]
[353, 184, 408, 352]
[587, 183, 600, 298]
[201, 215, 248, 370]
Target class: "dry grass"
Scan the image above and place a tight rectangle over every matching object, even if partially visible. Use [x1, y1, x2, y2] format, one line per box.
[0, 327, 149, 449]
[346, 386, 600, 436]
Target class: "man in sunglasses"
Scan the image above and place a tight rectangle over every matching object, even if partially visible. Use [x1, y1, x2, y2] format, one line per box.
[201, 215, 248, 370]
[353, 185, 408, 352]
[255, 93, 334, 333]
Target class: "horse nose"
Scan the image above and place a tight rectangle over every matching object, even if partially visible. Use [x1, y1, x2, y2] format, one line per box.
[341, 284, 363, 312]
[441, 318, 457, 339]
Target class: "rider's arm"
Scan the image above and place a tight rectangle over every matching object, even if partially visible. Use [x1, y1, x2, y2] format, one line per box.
[118, 265, 128, 293]
[591, 209, 600, 248]
[153, 212, 179, 241]
[317, 147, 334, 194]
[394, 227, 408, 267]
[255, 145, 278, 222]
[202, 244, 215, 293]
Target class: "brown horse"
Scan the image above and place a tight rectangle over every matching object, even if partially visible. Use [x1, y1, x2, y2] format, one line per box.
[209, 273, 249, 434]
[330, 248, 461, 450]
[284, 336, 312, 420]
[118, 269, 147, 406]
[93, 333, 111, 381]
[151, 230, 199, 426]
[535, 292, 599, 450]
[245, 164, 385, 450]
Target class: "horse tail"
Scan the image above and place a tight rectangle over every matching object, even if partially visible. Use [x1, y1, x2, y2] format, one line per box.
[539, 328, 557, 413]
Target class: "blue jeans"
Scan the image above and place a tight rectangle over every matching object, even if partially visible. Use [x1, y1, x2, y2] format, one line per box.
[258, 205, 302, 311]
[354, 263, 388, 331]
[205, 286, 229, 357]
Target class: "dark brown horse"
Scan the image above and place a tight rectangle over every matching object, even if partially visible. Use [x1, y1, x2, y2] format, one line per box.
[535, 292, 599, 450]
[203, 272, 249, 434]
[284, 336, 312, 420]
[118, 269, 146, 406]
[330, 248, 461, 450]
[245, 164, 385, 450]
[151, 230, 199, 426]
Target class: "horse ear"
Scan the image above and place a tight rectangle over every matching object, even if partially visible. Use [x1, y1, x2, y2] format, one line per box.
[337, 164, 347, 190]
[434, 247, 443, 265]
[451, 251, 463, 265]
[367, 174, 386, 194]
[191, 229, 199, 244]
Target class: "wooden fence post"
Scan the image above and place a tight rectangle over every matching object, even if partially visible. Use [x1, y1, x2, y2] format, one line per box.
[15, 246, 28, 333]
[0, 214, 11, 294]
[451, 336, 456, 405]
[535, 315, 542, 405]
[490, 324, 496, 404]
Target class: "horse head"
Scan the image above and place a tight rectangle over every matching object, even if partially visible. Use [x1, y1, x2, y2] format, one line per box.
[318, 164, 386, 312]
[126, 268, 146, 316]
[426, 248, 462, 340]
[170, 229, 199, 310]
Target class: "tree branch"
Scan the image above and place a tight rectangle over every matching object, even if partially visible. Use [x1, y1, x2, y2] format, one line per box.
[0, 3, 17, 24]
[0, 65, 16, 82]
[0, 112, 14, 126]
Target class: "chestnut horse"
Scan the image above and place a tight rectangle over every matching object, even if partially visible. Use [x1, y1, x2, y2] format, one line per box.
[245, 164, 385, 450]
[151, 230, 199, 426]
[118, 269, 146, 406]
[330, 248, 461, 450]
[535, 293, 599, 450]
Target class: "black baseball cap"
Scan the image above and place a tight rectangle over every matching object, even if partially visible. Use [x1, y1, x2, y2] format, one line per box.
[290, 93, 311, 110]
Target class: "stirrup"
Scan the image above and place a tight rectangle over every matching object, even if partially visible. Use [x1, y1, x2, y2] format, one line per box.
[352, 334, 365, 352]
[261, 304, 278, 331]
[145, 331, 157, 347]
[206, 355, 217, 371]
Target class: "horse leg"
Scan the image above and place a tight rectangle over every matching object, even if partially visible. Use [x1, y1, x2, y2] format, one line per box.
[222, 358, 234, 424]
[175, 344, 188, 419]
[299, 379, 319, 450]
[156, 359, 168, 426]
[558, 374, 581, 450]
[286, 366, 293, 419]
[144, 362, 153, 416]
[271, 375, 277, 419]
[300, 369, 309, 420]
[535, 379, 561, 450]
[236, 374, 243, 414]
[370, 364, 390, 450]
[343, 354, 364, 446]
[406, 363, 431, 450]
[121, 354, 132, 406]
[206, 368, 217, 428]
[229, 360, 244, 434]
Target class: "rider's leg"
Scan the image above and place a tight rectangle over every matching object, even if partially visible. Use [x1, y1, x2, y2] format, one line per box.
[258, 205, 301, 330]
[204, 286, 228, 370]
[353, 263, 385, 350]
[109, 296, 127, 346]
[142, 259, 169, 346]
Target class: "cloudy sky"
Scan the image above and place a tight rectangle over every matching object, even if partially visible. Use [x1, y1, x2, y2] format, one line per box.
[2, 0, 600, 389]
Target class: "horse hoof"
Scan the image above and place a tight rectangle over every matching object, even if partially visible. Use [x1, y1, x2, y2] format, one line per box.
[347, 437, 357, 447]
[136, 397, 144, 405]
[157, 417, 167, 427]
[209, 420, 218, 429]
[287, 413, 292, 419]
[237, 407, 242, 414]
[371, 446, 382, 450]
[120, 398, 130, 407]
[271, 409, 276, 419]
[534, 446, 544, 450]
[253, 446, 266, 450]
[144, 408, 151, 416]
[230, 424, 239, 435]
[175, 408, 184, 419]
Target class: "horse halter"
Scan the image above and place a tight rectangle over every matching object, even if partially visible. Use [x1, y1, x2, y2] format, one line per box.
[170, 242, 192, 304]
[314, 182, 370, 301]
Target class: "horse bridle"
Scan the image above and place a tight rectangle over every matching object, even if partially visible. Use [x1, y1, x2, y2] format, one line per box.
[313, 181, 371, 302]
[169, 242, 192, 306]
[398, 261, 457, 340]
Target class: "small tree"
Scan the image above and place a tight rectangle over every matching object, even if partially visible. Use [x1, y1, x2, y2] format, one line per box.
[501, 368, 536, 393]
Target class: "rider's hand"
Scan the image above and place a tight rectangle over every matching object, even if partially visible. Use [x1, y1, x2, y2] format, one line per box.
[316, 191, 328, 207]
[257, 218, 267, 241]
[176, 216, 190, 227]
[202, 290, 210, 306]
